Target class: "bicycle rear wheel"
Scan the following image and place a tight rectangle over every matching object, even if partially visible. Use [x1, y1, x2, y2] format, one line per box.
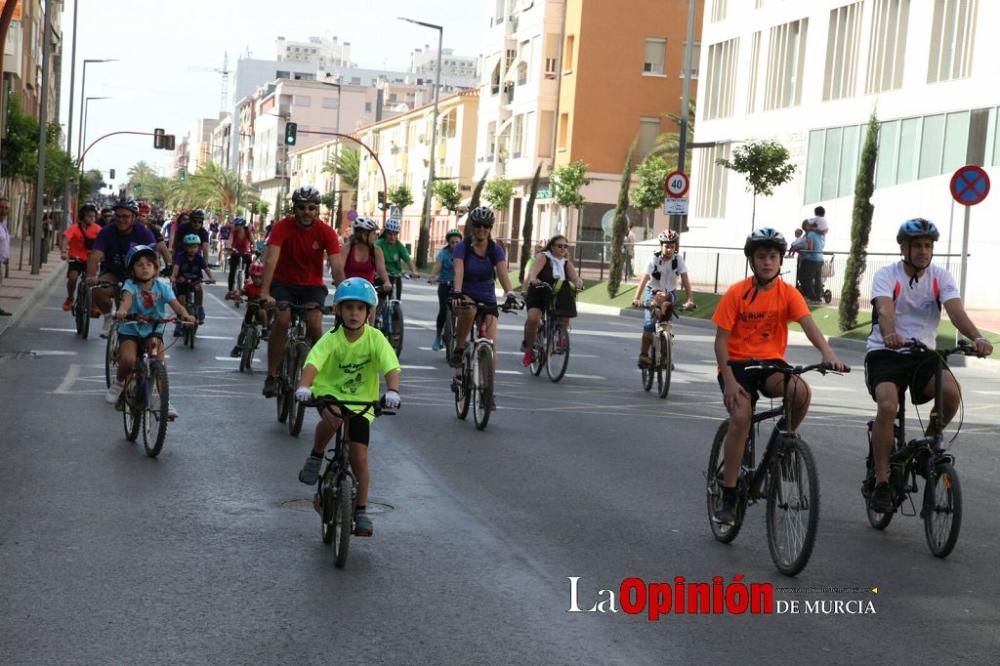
[766, 438, 819, 576]
[473, 344, 494, 431]
[443, 312, 457, 359]
[184, 322, 196, 349]
[142, 362, 170, 458]
[334, 476, 353, 568]
[104, 325, 119, 388]
[288, 343, 309, 436]
[923, 461, 962, 558]
[275, 357, 290, 424]
[529, 322, 545, 376]
[863, 453, 893, 530]
[545, 322, 570, 383]
[706, 420, 745, 543]
[657, 332, 671, 398]
[122, 376, 141, 442]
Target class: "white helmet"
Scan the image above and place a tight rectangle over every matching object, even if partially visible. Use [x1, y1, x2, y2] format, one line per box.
[657, 230, 679, 244]
[352, 217, 378, 232]
[384, 218, 401, 233]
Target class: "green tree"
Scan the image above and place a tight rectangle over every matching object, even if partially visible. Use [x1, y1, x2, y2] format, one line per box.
[519, 164, 543, 283]
[322, 146, 359, 210]
[320, 191, 337, 226]
[650, 101, 696, 168]
[840, 112, 879, 332]
[1, 96, 39, 182]
[551, 160, 590, 241]
[482, 176, 514, 212]
[433, 180, 462, 217]
[630, 154, 669, 232]
[716, 139, 796, 232]
[388, 184, 414, 210]
[608, 141, 637, 298]
[79, 169, 106, 201]
[186, 162, 260, 213]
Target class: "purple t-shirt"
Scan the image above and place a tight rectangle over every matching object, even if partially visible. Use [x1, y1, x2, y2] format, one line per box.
[93, 223, 157, 279]
[454, 239, 505, 303]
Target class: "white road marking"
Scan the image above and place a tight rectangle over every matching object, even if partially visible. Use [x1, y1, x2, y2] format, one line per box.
[39, 327, 78, 333]
[192, 335, 233, 340]
[205, 291, 242, 317]
[496, 369, 522, 375]
[562, 373, 606, 380]
[400, 364, 436, 370]
[30, 350, 78, 356]
[213, 356, 260, 363]
[809, 385, 855, 392]
[52, 364, 80, 394]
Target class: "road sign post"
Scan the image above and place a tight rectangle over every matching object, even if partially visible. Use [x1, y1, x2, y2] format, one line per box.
[949, 165, 990, 301]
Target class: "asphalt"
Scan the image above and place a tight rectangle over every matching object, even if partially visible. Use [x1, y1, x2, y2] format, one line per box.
[2, 277, 999, 664]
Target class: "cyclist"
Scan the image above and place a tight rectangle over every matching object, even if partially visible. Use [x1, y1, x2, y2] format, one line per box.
[98, 205, 114, 228]
[170, 233, 216, 328]
[294, 278, 401, 537]
[333, 217, 390, 286]
[229, 261, 271, 358]
[427, 228, 463, 351]
[137, 201, 172, 271]
[631, 230, 696, 368]
[259, 185, 341, 398]
[226, 217, 255, 297]
[450, 206, 519, 407]
[520, 234, 583, 366]
[106, 245, 195, 416]
[865, 218, 993, 513]
[59, 202, 101, 311]
[375, 218, 419, 299]
[217, 217, 233, 267]
[712, 228, 847, 525]
[86, 198, 158, 338]
[169, 209, 210, 262]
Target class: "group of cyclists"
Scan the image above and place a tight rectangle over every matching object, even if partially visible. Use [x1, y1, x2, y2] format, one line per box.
[58, 183, 995, 549]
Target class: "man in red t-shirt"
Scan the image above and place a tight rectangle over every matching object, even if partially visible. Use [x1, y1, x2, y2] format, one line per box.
[59, 202, 101, 311]
[260, 185, 340, 397]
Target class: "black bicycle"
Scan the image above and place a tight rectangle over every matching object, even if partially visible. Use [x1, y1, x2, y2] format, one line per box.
[374, 288, 404, 358]
[527, 282, 573, 383]
[305, 396, 394, 568]
[237, 297, 268, 373]
[638, 297, 694, 399]
[861, 339, 982, 558]
[275, 301, 328, 436]
[175, 278, 213, 349]
[707, 361, 847, 576]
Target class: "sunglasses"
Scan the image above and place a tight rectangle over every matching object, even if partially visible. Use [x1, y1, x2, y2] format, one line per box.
[295, 204, 320, 211]
[472, 223, 493, 229]
[553, 243, 569, 249]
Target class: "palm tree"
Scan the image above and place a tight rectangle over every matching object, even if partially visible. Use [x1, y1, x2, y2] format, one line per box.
[322, 146, 359, 210]
[650, 100, 696, 168]
[187, 162, 260, 214]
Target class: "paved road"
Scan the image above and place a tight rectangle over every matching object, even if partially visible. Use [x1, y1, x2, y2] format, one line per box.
[2, 278, 999, 663]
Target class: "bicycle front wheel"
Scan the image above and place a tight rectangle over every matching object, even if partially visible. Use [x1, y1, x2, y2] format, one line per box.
[529, 322, 545, 376]
[105, 325, 119, 388]
[766, 438, 820, 576]
[473, 344, 494, 431]
[288, 343, 309, 436]
[334, 476, 353, 568]
[657, 332, 671, 399]
[239, 326, 258, 373]
[320, 468, 337, 545]
[122, 376, 141, 442]
[142, 362, 170, 458]
[76, 281, 90, 338]
[389, 301, 404, 358]
[923, 461, 962, 558]
[545, 323, 570, 383]
[706, 420, 745, 543]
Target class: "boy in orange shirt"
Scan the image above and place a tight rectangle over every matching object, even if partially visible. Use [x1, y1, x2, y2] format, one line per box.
[711, 228, 848, 525]
[59, 203, 101, 311]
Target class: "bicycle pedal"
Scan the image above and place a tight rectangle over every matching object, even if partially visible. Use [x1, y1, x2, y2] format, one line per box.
[353, 527, 373, 537]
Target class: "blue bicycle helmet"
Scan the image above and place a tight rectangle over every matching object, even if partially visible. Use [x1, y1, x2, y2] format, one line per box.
[232, 217, 247, 227]
[183, 233, 201, 246]
[334, 277, 378, 307]
[896, 218, 939, 244]
[384, 218, 401, 233]
[125, 244, 158, 272]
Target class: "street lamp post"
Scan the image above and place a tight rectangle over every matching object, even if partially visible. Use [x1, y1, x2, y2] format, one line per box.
[77, 59, 117, 157]
[79, 96, 111, 169]
[398, 16, 443, 268]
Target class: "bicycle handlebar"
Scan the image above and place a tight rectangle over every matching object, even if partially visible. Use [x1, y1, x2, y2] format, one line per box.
[119, 314, 192, 326]
[733, 360, 851, 375]
[904, 338, 986, 358]
[303, 395, 396, 417]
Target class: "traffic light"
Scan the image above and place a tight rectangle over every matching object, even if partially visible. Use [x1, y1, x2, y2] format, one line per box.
[163, 135, 176, 150]
[109, 168, 115, 180]
[377, 191, 386, 210]
[153, 128, 165, 149]
[284, 122, 298, 146]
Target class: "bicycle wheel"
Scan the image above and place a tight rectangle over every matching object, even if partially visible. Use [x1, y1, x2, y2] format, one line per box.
[657, 332, 672, 399]
[122, 376, 141, 442]
[766, 438, 820, 576]
[334, 476, 353, 569]
[75, 281, 90, 338]
[546, 323, 570, 383]
[287, 343, 309, 436]
[239, 326, 258, 373]
[104, 324, 119, 388]
[863, 456, 894, 530]
[529, 322, 545, 376]
[142, 362, 170, 458]
[389, 301, 404, 358]
[184, 321, 196, 349]
[473, 344, 494, 431]
[454, 362, 471, 420]
[275, 356, 290, 424]
[443, 313, 457, 359]
[706, 420, 745, 543]
[320, 467, 337, 545]
[923, 461, 962, 558]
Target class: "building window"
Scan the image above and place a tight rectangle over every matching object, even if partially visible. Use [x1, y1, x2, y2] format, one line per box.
[563, 35, 575, 72]
[643, 38, 666, 75]
[487, 121, 497, 159]
[680, 42, 700, 79]
[942, 110, 971, 172]
[764, 18, 808, 111]
[321, 97, 339, 109]
[544, 33, 560, 79]
[558, 113, 569, 150]
[638, 117, 661, 158]
[365, 102, 372, 112]
[865, 0, 910, 94]
[695, 143, 729, 218]
[704, 38, 739, 120]
[512, 114, 524, 158]
[919, 114, 946, 179]
[823, 2, 863, 101]
[293, 95, 312, 107]
[746, 31, 761, 113]
[539, 110, 554, 158]
[495, 0, 505, 24]
[710, 0, 728, 23]
[927, 0, 978, 83]
[896, 116, 921, 184]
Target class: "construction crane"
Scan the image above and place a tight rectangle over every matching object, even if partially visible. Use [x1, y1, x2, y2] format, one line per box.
[188, 52, 231, 113]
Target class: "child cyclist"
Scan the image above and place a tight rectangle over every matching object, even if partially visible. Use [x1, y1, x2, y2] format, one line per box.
[107, 245, 196, 417]
[171, 233, 215, 330]
[295, 278, 401, 537]
[631, 230, 695, 367]
[229, 261, 271, 357]
[711, 228, 848, 525]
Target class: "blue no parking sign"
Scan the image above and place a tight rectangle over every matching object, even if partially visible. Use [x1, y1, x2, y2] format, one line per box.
[949, 165, 990, 206]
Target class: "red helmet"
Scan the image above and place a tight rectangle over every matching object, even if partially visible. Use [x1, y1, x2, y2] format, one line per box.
[137, 201, 151, 214]
[249, 261, 265, 277]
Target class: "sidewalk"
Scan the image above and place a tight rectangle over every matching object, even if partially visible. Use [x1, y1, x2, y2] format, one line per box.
[0, 236, 64, 338]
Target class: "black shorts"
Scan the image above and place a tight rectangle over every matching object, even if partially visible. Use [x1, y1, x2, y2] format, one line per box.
[525, 284, 551, 311]
[67, 260, 87, 275]
[315, 410, 371, 445]
[270, 279, 328, 307]
[117, 332, 164, 347]
[864, 350, 938, 405]
[717, 359, 790, 401]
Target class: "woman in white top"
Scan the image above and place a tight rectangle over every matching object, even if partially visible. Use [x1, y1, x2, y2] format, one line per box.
[520, 235, 583, 366]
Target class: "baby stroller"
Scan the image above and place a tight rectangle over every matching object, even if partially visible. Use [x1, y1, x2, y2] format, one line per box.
[818, 257, 834, 304]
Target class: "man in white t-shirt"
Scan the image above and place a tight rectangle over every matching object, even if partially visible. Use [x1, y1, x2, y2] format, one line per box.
[864, 218, 993, 513]
[631, 229, 695, 367]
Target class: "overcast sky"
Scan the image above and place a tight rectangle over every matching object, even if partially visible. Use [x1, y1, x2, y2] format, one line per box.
[60, 0, 486, 187]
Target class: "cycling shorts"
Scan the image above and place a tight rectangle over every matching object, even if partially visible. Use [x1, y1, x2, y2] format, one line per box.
[67, 260, 87, 275]
[270, 279, 328, 308]
[717, 359, 790, 402]
[864, 350, 938, 405]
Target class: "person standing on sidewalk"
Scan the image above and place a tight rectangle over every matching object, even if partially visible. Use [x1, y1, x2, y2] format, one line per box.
[624, 223, 636, 281]
[799, 223, 826, 303]
[0, 197, 11, 315]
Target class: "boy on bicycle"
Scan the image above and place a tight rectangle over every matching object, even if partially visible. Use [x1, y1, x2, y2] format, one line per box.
[712, 228, 847, 525]
[229, 261, 272, 357]
[631, 230, 695, 367]
[294, 278, 401, 537]
[865, 218, 993, 513]
[170, 233, 215, 329]
[107, 245, 195, 417]
[59, 202, 101, 311]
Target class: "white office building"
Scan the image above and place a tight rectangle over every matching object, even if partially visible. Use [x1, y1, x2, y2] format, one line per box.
[689, 0, 1000, 308]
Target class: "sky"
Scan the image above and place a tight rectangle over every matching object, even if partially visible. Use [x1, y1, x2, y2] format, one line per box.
[60, 0, 486, 188]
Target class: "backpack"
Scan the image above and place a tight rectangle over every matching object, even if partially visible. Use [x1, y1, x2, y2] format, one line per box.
[651, 251, 678, 280]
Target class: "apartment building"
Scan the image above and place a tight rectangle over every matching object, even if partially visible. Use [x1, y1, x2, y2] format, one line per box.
[2, 0, 63, 124]
[276, 36, 353, 72]
[410, 46, 479, 86]
[689, 0, 1000, 307]
[189, 116, 222, 174]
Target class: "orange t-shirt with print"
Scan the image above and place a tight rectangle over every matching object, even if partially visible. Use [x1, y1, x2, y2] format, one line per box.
[63, 223, 100, 261]
[712, 277, 810, 361]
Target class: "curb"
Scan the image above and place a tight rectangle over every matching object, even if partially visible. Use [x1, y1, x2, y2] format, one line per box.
[0, 262, 64, 339]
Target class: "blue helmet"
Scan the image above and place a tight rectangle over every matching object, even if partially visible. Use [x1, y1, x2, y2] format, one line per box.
[897, 218, 939, 244]
[384, 218, 401, 233]
[334, 278, 378, 307]
[125, 244, 158, 272]
[232, 217, 247, 227]
[183, 233, 201, 246]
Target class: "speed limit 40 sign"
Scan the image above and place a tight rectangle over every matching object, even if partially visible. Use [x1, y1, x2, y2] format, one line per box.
[665, 170, 689, 198]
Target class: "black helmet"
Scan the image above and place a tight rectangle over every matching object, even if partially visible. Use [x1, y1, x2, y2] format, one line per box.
[468, 206, 495, 226]
[292, 186, 321, 205]
[743, 227, 787, 257]
[190, 208, 206, 221]
[79, 202, 98, 216]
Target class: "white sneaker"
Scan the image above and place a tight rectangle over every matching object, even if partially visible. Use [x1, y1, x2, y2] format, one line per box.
[100, 315, 114, 339]
[105, 379, 124, 404]
[167, 401, 178, 419]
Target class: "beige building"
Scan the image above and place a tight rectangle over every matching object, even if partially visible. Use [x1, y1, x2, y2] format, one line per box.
[288, 140, 340, 227]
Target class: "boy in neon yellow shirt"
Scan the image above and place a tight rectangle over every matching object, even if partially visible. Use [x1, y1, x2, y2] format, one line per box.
[295, 278, 401, 536]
